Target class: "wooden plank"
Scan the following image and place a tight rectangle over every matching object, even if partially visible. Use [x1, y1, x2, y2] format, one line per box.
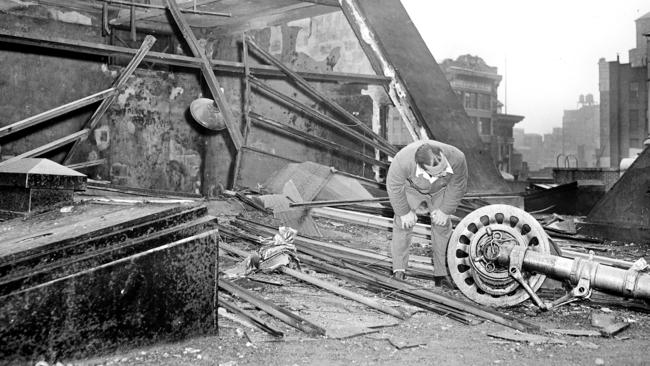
[599, 322, 630, 337]
[231, 34, 253, 187]
[281, 266, 408, 319]
[288, 246, 476, 325]
[219, 279, 326, 337]
[250, 112, 388, 168]
[65, 159, 106, 170]
[63, 35, 156, 164]
[0, 89, 116, 139]
[219, 242, 408, 320]
[339, 259, 540, 332]
[245, 36, 397, 155]
[311, 207, 431, 240]
[218, 223, 480, 325]
[289, 197, 388, 208]
[0, 29, 390, 85]
[249, 76, 395, 157]
[0, 129, 89, 166]
[226, 219, 539, 332]
[217, 294, 284, 337]
[165, 0, 243, 150]
[229, 218, 432, 273]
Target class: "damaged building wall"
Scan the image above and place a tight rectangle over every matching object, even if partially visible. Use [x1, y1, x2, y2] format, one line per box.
[196, 11, 392, 188]
[0, 14, 112, 163]
[0, 12, 206, 193]
[0, 7, 398, 192]
[1, 3, 506, 194]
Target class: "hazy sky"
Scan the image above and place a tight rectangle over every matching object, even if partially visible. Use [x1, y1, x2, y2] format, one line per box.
[401, 0, 649, 135]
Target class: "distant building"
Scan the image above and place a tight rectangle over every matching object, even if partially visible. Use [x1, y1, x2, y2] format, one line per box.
[543, 127, 564, 168]
[513, 127, 565, 173]
[514, 130, 544, 171]
[561, 95, 600, 167]
[629, 10, 650, 67]
[439, 55, 523, 175]
[599, 11, 650, 168]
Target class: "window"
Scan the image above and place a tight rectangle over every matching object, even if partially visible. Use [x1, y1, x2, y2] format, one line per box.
[629, 109, 639, 133]
[464, 93, 472, 109]
[470, 93, 478, 109]
[480, 118, 492, 135]
[630, 82, 639, 101]
[478, 94, 491, 110]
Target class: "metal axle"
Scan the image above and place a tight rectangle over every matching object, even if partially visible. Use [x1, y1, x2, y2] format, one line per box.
[495, 244, 650, 301]
[447, 204, 650, 309]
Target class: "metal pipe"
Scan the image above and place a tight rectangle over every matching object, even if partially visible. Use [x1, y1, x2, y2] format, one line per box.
[521, 250, 650, 300]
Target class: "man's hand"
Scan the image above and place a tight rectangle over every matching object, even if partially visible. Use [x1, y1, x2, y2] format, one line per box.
[399, 211, 418, 229]
[430, 209, 449, 226]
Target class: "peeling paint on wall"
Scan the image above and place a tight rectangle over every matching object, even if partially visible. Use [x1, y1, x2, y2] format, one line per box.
[116, 85, 137, 107]
[292, 12, 373, 75]
[124, 119, 136, 134]
[169, 87, 184, 101]
[94, 125, 110, 151]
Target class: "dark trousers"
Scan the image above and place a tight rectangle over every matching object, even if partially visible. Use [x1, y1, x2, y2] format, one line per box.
[390, 189, 452, 277]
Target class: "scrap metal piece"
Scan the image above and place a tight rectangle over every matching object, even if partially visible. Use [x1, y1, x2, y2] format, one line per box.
[448, 204, 650, 309]
[447, 204, 550, 307]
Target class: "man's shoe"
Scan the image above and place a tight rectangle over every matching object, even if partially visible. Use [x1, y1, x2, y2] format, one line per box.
[392, 271, 406, 281]
[433, 275, 456, 289]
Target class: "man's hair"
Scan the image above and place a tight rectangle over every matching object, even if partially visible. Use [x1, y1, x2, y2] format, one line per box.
[415, 144, 443, 168]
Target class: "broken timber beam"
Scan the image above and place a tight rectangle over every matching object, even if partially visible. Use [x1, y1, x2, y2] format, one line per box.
[65, 159, 107, 171]
[0, 89, 116, 140]
[223, 219, 538, 332]
[231, 35, 253, 188]
[218, 279, 326, 337]
[217, 294, 284, 337]
[0, 29, 390, 85]
[299, 254, 477, 325]
[281, 266, 408, 319]
[245, 36, 397, 155]
[249, 76, 395, 157]
[63, 35, 156, 165]
[165, 0, 243, 150]
[289, 197, 389, 208]
[225, 220, 432, 275]
[219, 242, 408, 320]
[311, 206, 431, 239]
[0, 130, 89, 166]
[249, 112, 388, 168]
[339, 259, 540, 332]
